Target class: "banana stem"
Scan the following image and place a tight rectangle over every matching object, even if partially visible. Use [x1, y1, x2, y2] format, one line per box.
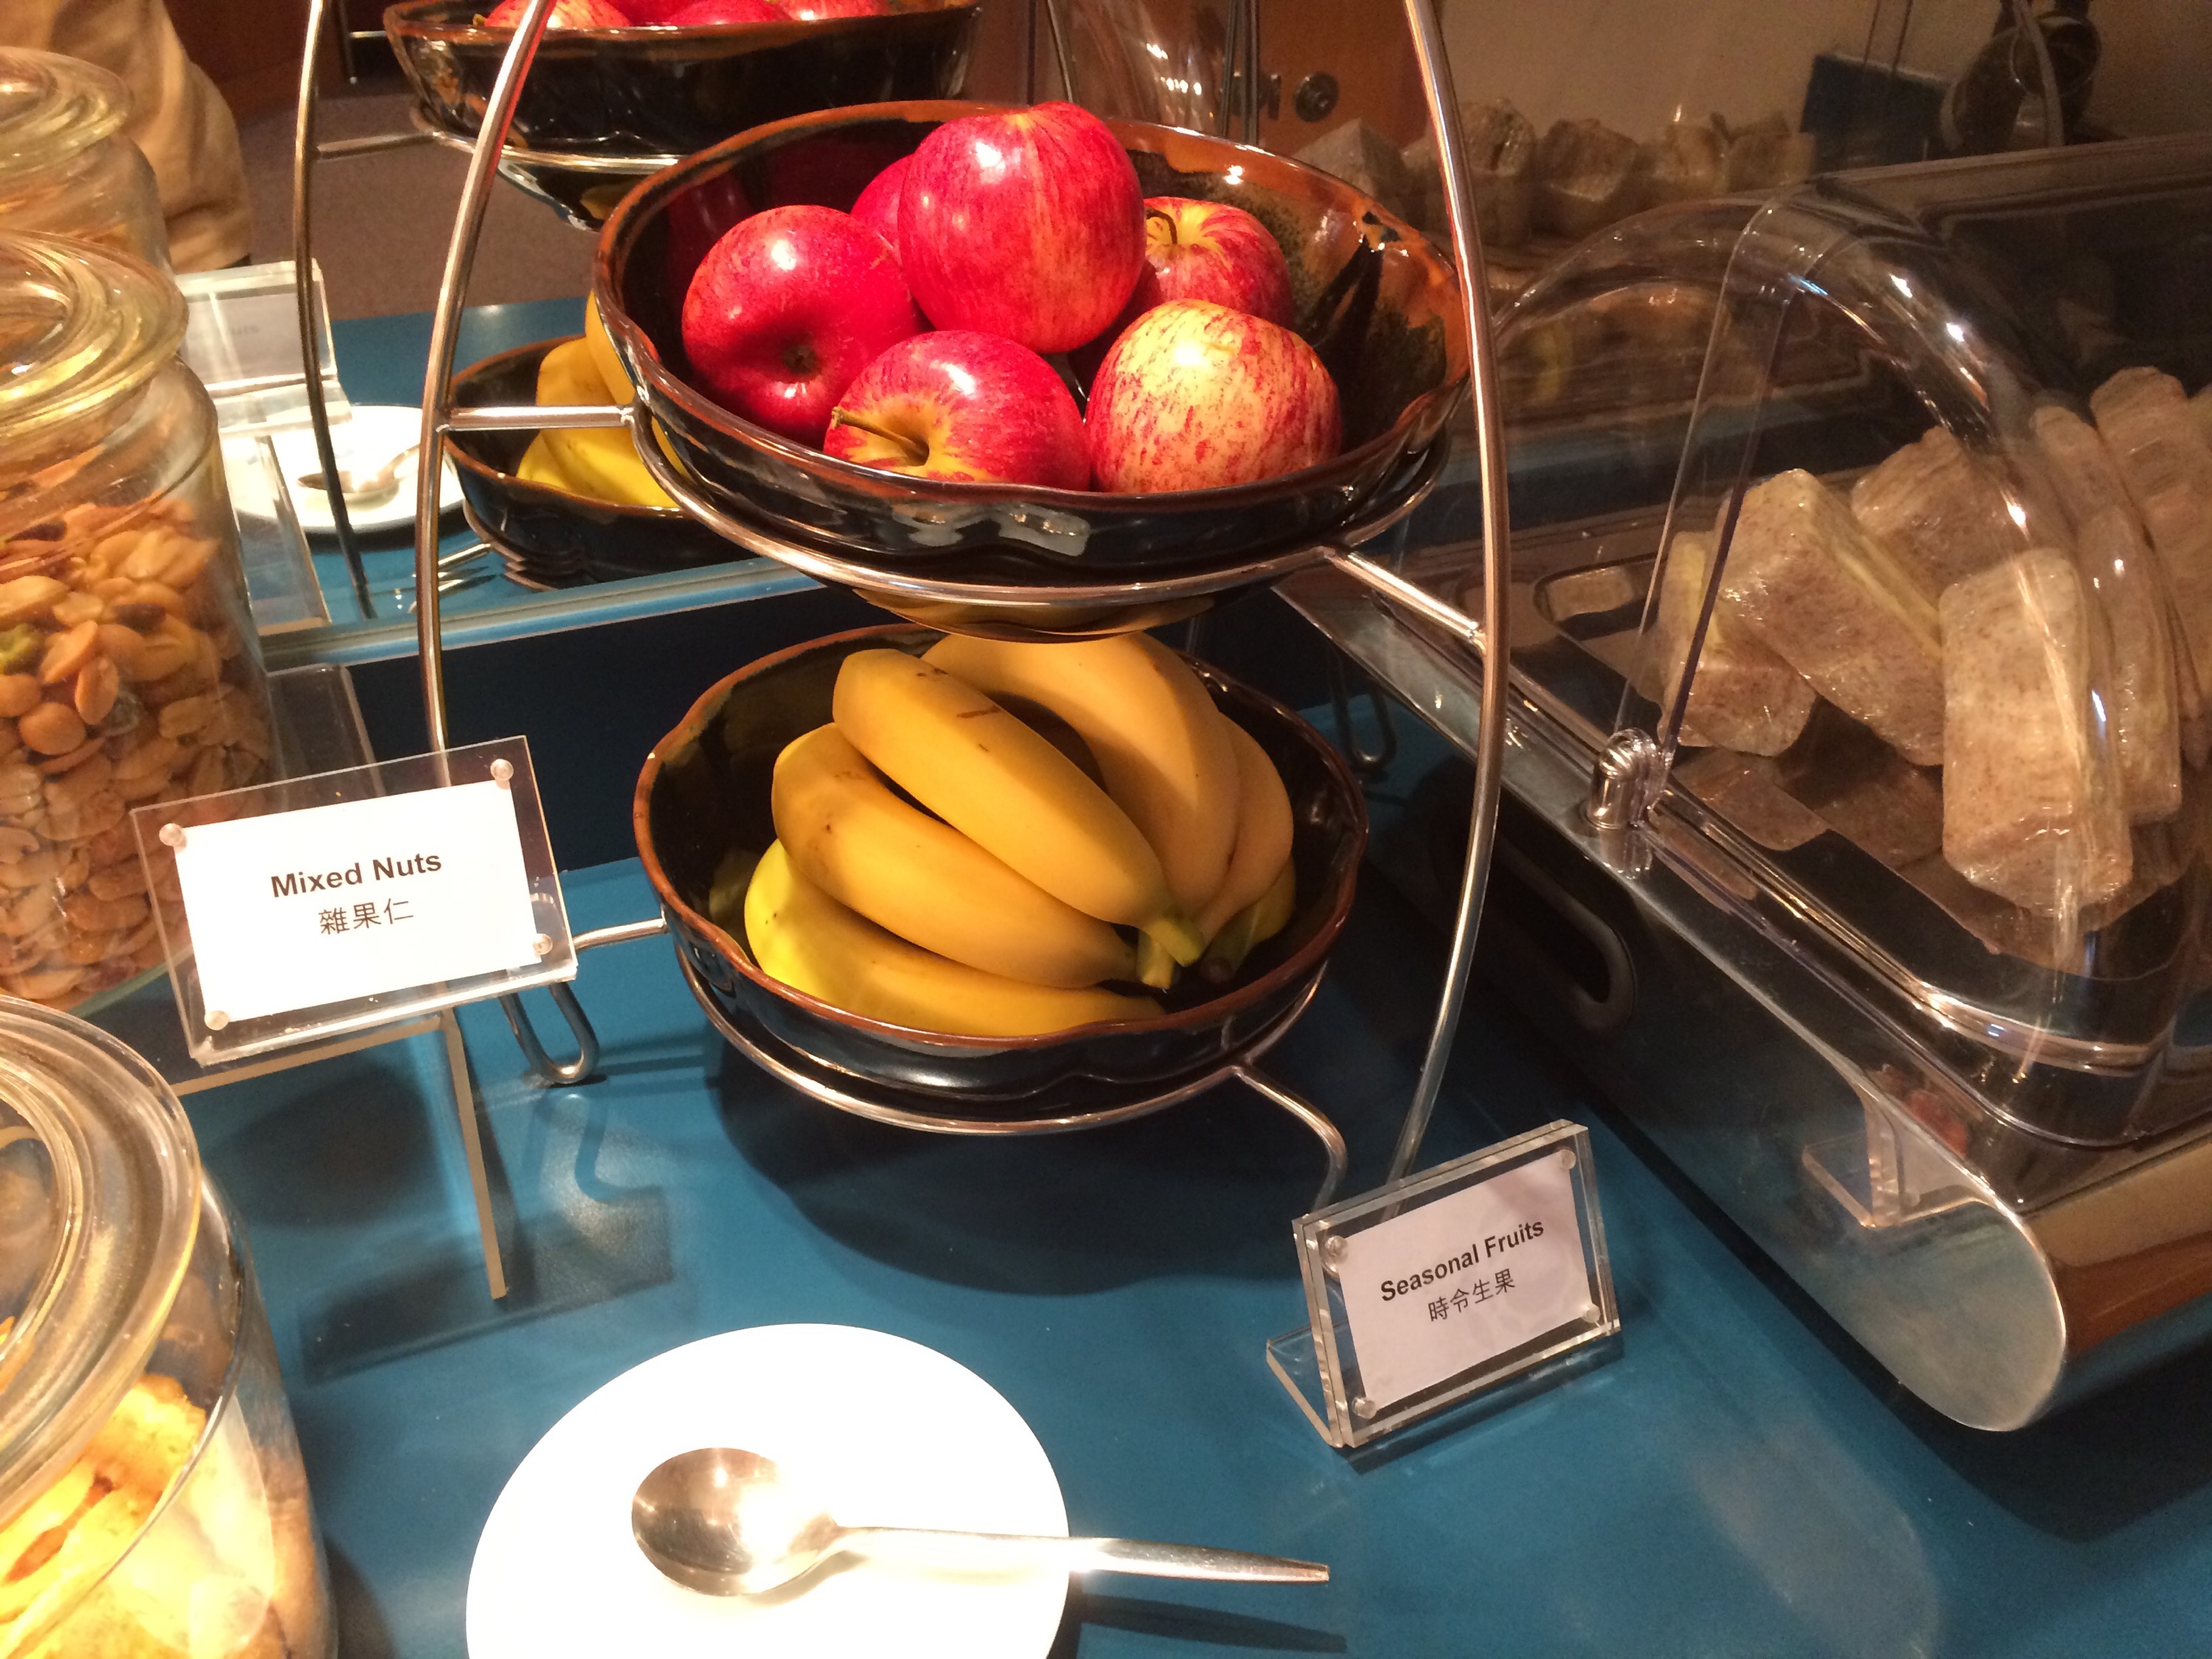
[1141, 908, 1206, 967]
[829, 408, 928, 466]
[1135, 931, 1178, 991]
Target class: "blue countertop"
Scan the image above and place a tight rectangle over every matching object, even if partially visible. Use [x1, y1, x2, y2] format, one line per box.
[215, 301, 2212, 1656]
[184, 851, 2212, 1658]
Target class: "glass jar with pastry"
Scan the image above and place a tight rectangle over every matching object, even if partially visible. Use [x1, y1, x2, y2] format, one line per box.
[0, 51, 169, 272]
[0, 229, 274, 1009]
[0, 1000, 332, 1658]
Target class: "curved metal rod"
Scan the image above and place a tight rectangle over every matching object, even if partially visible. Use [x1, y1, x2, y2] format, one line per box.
[1324, 647, 1397, 778]
[412, 0, 560, 753]
[1382, 0, 1515, 1185]
[291, 0, 373, 619]
[1232, 1065, 1348, 1211]
[575, 914, 669, 953]
[499, 982, 599, 1086]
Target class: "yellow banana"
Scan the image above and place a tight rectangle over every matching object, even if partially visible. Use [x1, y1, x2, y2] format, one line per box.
[540, 425, 678, 509]
[1194, 720, 1293, 942]
[1199, 855, 1295, 982]
[772, 723, 1136, 989]
[535, 335, 605, 406]
[744, 841, 1159, 1037]
[529, 335, 676, 507]
[832, 649, 1206, 964]
[924, 632, 1240, 914]
[583, 293, 633, 404]
[515, 433, 577, 492]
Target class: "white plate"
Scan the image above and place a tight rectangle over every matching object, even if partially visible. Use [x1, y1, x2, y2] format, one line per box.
[267, 404, 461, 535]
[467, 1325, 1070, 1659]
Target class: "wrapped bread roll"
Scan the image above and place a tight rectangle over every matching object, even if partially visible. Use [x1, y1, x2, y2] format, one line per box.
[1457, 99, 1536, 248]
[1531, 118, 1640, 238]
[1941, 550, 2131, 912]
[1723, 469, 1946, 765]
[1636, 530, 1815, 754]
[1721, 112, 1812, 191]
[2031, 405, 2185, 821]
[1848, 427, 2020, 599]
[2089, 368, 2212, 705]
[1674, 750, 1826, 852]
[1635, 119, 1725, 210]
[1777, 704, 1944, 869]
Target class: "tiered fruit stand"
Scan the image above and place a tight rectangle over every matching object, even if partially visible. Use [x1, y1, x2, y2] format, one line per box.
[285, 0, 1515, 1211]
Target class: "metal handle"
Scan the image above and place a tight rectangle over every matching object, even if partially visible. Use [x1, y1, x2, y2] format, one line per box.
[498, 982, 599, 1086]
[838, 1527, 1329, 1585]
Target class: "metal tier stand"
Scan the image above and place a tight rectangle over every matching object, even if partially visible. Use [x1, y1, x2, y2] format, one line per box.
[285, 0, 1512, 1222]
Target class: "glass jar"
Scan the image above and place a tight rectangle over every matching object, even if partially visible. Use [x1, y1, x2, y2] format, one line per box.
[0, 231, 274, 1010]
[0, 49, 169, 272]
[0, 1001, 333, 1658]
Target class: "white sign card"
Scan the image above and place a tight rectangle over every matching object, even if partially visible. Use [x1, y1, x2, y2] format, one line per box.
[173, 781, 543, 1023]
[1333, 1147, 1591, 1407]
[1277, 1121, 1618, 1448]
[133, 737, 577, 1064]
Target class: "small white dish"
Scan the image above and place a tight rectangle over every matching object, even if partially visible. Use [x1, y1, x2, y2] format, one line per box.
[268, 404, 461, 535]
[466, 1324, 1069, 1659]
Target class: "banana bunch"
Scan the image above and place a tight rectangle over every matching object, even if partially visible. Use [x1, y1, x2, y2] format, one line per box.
[514, 297, 677, 509]
[742, 634, 1299, 1040]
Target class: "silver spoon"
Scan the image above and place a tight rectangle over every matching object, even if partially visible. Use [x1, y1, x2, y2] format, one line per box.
[631, 1447, 1328, 1597]
[296, 442, 420, 507]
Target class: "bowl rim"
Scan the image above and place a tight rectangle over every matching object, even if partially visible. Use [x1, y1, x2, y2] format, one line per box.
[445, 335, 692, 521]
[383, 0, 980, 43]
[594, 97, 1469, 517]
[633, 622, 1368, 1053]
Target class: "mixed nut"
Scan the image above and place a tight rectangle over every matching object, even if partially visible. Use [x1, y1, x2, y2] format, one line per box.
[0, 490, 269, 1008]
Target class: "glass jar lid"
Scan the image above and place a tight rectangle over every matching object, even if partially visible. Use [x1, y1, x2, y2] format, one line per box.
[0, 229, 184, 477]
[0, 49, 131, 181]
[0, 1003, 201, 1531]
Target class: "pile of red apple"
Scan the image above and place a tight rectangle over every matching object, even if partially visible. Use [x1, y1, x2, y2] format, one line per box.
[674, 101, 1343, 495]
[481, 0, 891, 32]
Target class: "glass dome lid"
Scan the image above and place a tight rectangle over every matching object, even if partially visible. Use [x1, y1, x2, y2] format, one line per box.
[0, 229, 184, 487]
[1492, 133, 2212, 1150]
[0, 49, 131, 180]
[0, 1001, 200, 1531]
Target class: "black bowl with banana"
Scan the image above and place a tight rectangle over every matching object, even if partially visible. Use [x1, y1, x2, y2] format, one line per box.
[635, 625, 1365, 1112]
[446, 307, 740, 588]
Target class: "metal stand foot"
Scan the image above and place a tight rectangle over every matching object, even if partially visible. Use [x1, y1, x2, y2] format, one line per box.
[498, 984, 599, 1088]
[1234, 1065, 1347, 1210]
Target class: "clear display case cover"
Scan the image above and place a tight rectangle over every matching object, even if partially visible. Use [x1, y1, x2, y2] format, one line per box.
[1485, 133, 2212, 1150]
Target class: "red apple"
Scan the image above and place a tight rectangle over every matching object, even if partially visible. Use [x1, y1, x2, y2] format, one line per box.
[824, 332, 1088, 489]
[850, 156, 910, 255]
[899, 102, 1144, 354]
[1088, 299, 1339, 492]
[658, 0, 783, 19]
[481, 0, 630, 26]
[681, 205, 922, 446]
[1130, 197, 1293, 326]
[783, 0, 893, 13]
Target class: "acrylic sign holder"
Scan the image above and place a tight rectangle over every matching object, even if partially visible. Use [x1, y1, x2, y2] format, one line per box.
[283, 0, 1523, 1340]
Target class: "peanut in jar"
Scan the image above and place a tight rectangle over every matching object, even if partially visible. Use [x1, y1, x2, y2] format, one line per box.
[0, 232, 275, 1009]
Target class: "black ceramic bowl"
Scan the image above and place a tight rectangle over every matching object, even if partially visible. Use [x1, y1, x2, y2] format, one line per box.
[596, 100, 1469, 577]
[446, 338, 741, 586]
[384, 0, 978, 225]
[634, 625, 1367, 1114]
